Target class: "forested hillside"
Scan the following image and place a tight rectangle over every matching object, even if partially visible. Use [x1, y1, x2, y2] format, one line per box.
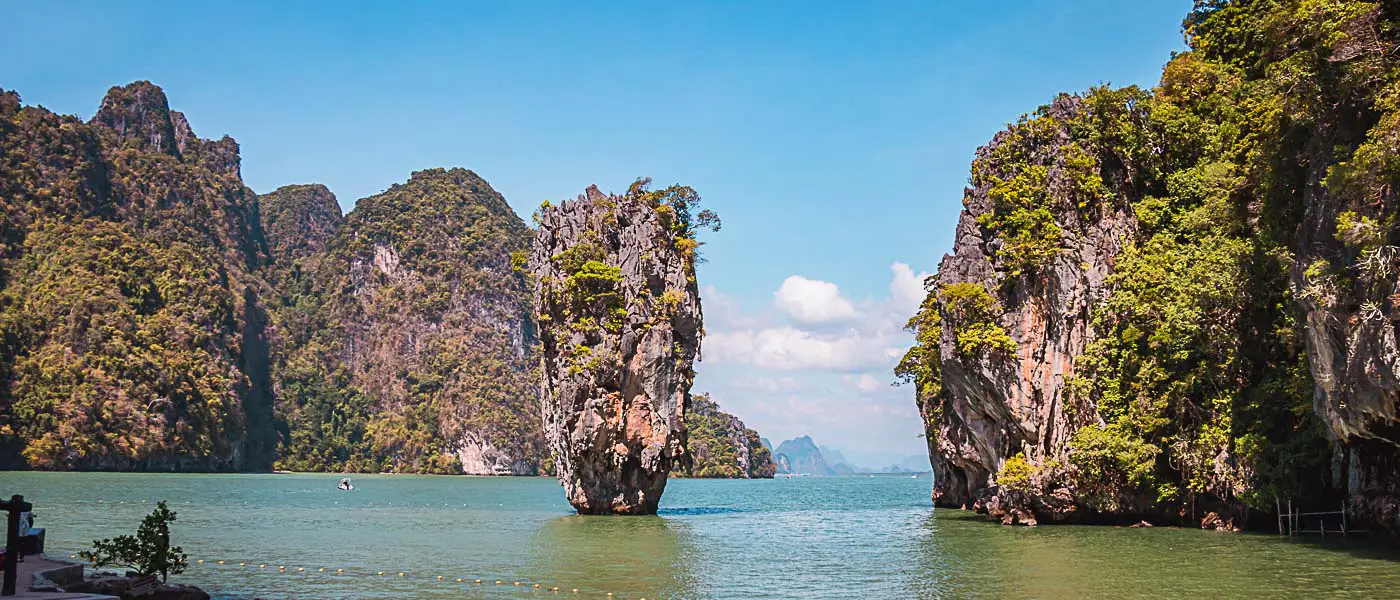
[900, 0, 1400, 537]
[0, 82, 275, 470]
[269, 169, 544, 474]
[0, 83, 766, 478]
[683, 394, 775, 479]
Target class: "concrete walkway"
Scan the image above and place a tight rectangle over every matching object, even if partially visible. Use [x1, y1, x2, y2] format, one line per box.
[6, 554, 116, 599]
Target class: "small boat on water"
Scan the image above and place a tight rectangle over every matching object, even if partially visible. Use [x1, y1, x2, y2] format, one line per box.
[338, 478, 354, 491]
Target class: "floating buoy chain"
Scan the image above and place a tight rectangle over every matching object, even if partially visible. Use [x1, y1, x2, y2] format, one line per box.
[163, 557, 646, 597]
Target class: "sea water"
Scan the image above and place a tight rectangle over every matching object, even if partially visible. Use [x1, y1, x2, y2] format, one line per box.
[2, 472, 1397, 599]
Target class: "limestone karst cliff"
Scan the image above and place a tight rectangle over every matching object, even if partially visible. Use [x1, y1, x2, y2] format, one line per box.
[0, 80, 548, 475]
[270, 169, 544, 475]
[530, 180, 713, 514]
[900, 0, 1400, 538]
[0, 81, 275, 471]
[772, 436, 836, 476]
[683, 394, 775, 479]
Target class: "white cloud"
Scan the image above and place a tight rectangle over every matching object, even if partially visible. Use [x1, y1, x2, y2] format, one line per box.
[773, 275, 859, 324]
[733, 376, 802, 393]
[889, 262, 933, 318]
[704, 327, 902, 372]
[842, 373, 883, 394]
[704, 264, 932, 373]
[701, 284, 762, 330]
[697, 261, 934, 458]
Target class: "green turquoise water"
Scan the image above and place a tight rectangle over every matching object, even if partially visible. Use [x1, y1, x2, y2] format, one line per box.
[2, 472, 1397, 599]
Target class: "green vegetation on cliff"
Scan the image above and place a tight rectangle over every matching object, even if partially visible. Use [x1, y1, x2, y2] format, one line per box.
[683, 394, 775, 479]
[0, 82, 274, 471]
[0, 84, 545, 475]
[271, 168, 542, 475]
[903, 0, 1400, 523]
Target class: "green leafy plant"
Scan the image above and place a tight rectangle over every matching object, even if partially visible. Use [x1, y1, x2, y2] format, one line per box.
[996, 453, 1036, 494]
[79, 501, 188, 582]
[939, 282, 1017, 357]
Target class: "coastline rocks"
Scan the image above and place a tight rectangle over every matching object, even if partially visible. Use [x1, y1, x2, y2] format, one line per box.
[68, 576, 210, 600]
[1199, 511, 1239, 532]
[1291, 135, 1400, 540]
[530, 183, 704, 514]
[453, 431, 536, 476]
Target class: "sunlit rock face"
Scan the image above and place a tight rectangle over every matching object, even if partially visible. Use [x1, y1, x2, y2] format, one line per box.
[531, 184, 703, 515]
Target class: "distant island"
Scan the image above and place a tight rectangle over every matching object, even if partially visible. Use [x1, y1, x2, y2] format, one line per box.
[769, 436, 927, 476]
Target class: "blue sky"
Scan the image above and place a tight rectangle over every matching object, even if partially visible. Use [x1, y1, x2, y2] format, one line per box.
[3, 0, 1191, 467]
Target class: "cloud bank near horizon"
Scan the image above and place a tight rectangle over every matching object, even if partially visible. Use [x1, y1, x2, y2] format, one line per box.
[694, 262, 933, 467]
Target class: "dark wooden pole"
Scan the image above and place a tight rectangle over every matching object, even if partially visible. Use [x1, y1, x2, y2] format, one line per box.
[2, 494, 32, 596]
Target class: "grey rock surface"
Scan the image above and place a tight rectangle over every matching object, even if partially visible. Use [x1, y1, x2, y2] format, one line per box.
[927, 97, 1134, 521]
[530, 185, 703, 514]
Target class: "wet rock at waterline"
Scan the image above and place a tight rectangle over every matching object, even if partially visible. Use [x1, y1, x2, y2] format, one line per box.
[530, 181, 712, 514]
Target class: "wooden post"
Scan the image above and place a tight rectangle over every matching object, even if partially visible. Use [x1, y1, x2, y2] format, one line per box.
[1276, 496, 1282, 536]
[1341, 501, 1348, 538]
[2, 494, 33, 596]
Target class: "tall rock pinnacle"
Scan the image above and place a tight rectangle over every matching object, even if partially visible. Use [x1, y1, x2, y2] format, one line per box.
[530, 180, 714, 514]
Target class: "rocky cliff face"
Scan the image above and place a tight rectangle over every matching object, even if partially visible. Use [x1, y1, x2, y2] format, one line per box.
[530, 181, 708, 514]
[905, 1, 1400, 537]
[772, 436, 835, 476]
[1281, 5, 1400, 538]
[684, 393, 775, 479]
[271, 168, 543, 475]
[0, 81, 274, 471]
[922, 96, 1135, 523]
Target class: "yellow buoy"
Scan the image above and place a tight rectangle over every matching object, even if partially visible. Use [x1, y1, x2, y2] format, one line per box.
[456, 578, 463, 583]
[572, 589, 579, 593]
[495, 580, 503, 585]
[535, 584, 541, 589]
[217, 560, 225, 564]
[198, 559, 204, 564]
[319, 568, 324, 572]
[259, 564, 266, 569]
[69, 554, 75, 558]
[239, 563, 245, 567]
[398, 572, 405, 577]
[437, 576, 443, 581]
[514, 581, 521, 586]
[378, 571, 384, 576]
[337, 569, 343, 574]
[297, 567, 304, 572]
[474, 579, 482, 584]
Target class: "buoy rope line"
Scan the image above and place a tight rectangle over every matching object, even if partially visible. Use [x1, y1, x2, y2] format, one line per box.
[68, 554, 650, 599]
